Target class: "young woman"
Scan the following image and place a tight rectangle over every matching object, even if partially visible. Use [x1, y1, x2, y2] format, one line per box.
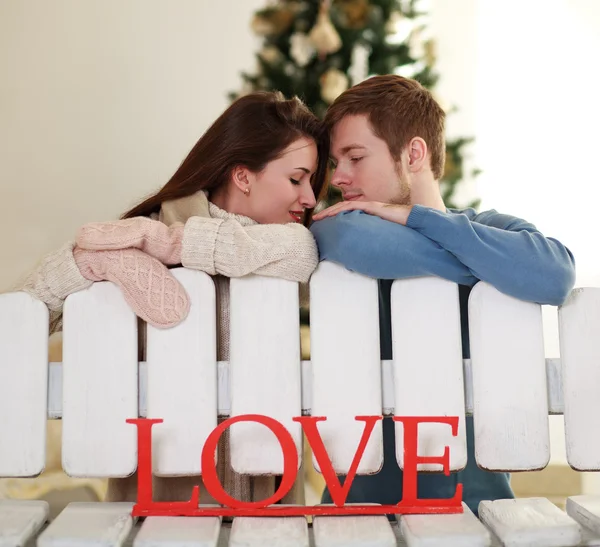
[14, 90, 329, 504]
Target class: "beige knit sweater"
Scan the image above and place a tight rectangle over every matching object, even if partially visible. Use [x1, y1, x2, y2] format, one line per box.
[17, 191, 317, 346]
[12, 190, 318, 504]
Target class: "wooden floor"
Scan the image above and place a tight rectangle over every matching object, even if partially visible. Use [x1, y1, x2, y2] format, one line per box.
[5, 497, 600, 547]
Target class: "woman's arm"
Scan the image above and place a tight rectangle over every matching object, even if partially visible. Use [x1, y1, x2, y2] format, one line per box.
[181, 217, 318, 283]
[9, 240, 190, 330]
[12, 241, 93, 334]
[77, 216, 319, 284]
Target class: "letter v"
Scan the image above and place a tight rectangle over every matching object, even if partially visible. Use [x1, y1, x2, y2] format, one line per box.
[293, 416, 382, 507]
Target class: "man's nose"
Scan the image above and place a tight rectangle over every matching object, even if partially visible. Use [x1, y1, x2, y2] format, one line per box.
[330, 167, 350, 188]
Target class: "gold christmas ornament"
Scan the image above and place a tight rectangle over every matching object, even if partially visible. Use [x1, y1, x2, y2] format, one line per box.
[385, 10, 412, 45]
[320, 68, 349, 104]
[309, 1, 342, 58]
[251, 7, 295, 37]
[408, 25, 434, 62]
[337, 0, 370, 29]
[290, 33, 316, 67]
[251, 14, 275, 36]
[385, 10, 403, 34]
[260, 45, 283, 65]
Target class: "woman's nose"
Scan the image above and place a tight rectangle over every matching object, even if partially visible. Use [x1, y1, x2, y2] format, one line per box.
[299, 181, 317, 209]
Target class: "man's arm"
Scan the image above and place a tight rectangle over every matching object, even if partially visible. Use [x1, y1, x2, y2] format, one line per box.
[310, 211, 479, 286]
[406, 205, 576, 306]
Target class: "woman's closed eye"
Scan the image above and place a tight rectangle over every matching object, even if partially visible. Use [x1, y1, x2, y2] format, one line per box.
[290, 177, 300, 185]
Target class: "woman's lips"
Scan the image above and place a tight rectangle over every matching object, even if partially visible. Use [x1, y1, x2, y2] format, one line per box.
[289, 211, 303, 222]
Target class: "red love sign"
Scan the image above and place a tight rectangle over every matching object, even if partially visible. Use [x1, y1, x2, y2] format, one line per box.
[128, 415, 463, 517]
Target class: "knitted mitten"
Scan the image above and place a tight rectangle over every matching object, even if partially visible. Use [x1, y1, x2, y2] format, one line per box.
[73, 247, 189, 329]
[76, 217, 183, 265]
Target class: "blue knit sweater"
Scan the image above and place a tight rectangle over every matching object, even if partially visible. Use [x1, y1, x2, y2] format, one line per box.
[310, 204, 575, 306]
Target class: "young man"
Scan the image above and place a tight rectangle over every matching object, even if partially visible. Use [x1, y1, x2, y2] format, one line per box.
[309, 74, 576, 515]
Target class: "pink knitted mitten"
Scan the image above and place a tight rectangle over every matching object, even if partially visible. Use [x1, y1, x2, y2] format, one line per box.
[76, 217, 184, 265]
[73, 247, 190, 329]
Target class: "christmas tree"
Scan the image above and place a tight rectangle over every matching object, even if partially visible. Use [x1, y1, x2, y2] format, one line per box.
[231, 0, 480, 210]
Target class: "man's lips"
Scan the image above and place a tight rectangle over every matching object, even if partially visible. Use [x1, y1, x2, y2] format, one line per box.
[343, 194, 362, 201]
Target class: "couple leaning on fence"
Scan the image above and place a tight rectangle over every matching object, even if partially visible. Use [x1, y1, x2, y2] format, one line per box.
[11, 74, 576, 515]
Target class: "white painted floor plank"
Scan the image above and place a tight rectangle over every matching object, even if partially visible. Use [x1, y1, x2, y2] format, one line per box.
[229, 516, 308, 547]
[566, 495, 600, 536]
[133, 515, 221, 547]
[0, 500, 49, 547]
[313, 506, 396, 547]
[478, 497, 581, 547]
[400, 503, 490, 547]
[580, 524, 600, 547]
[37, 502, 135, 547]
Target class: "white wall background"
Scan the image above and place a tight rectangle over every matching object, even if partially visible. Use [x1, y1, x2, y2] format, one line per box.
[432, 0, 600, 281]
[0, 0, 264, 290]
[1, 0, 599, 482]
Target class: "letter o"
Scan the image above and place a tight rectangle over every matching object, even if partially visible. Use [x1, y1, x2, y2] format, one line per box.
[201, 414, 299, 509]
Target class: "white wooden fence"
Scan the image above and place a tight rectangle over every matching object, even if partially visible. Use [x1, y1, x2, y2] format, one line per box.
[1, 262, 600, 546]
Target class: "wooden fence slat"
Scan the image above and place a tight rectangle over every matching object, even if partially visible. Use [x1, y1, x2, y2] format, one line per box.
[0, 293, 48, 476]
[391, 278, 467, 471]
[146, 269, 217, 476]
[229, 276, 303, 474]
[469, 283, 549, 471]
[309, 262, 383, 474]
[62, 283, 138, 477]
[558, 288, 600, 470]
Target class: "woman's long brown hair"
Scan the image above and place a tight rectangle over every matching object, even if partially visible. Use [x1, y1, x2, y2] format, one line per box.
[121, 91, 329, 227]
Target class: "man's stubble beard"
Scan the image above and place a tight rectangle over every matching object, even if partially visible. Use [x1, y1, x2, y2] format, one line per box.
[390, 164, 411, 206]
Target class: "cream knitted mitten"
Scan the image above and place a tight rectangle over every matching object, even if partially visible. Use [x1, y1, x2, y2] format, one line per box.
[73, 247, 189, 329]
[77, 217, 183, 265]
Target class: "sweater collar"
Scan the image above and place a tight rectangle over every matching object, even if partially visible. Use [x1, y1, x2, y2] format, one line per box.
[207, 195, 257, 227]
[158, 190, 257, 227]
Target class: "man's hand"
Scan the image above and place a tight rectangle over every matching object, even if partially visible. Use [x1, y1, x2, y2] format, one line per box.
[312, 200, 413, 225]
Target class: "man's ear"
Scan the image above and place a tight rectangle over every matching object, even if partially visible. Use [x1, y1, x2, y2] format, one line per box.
[231, 165, 254, 195]
[406, 137, 428, 172]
